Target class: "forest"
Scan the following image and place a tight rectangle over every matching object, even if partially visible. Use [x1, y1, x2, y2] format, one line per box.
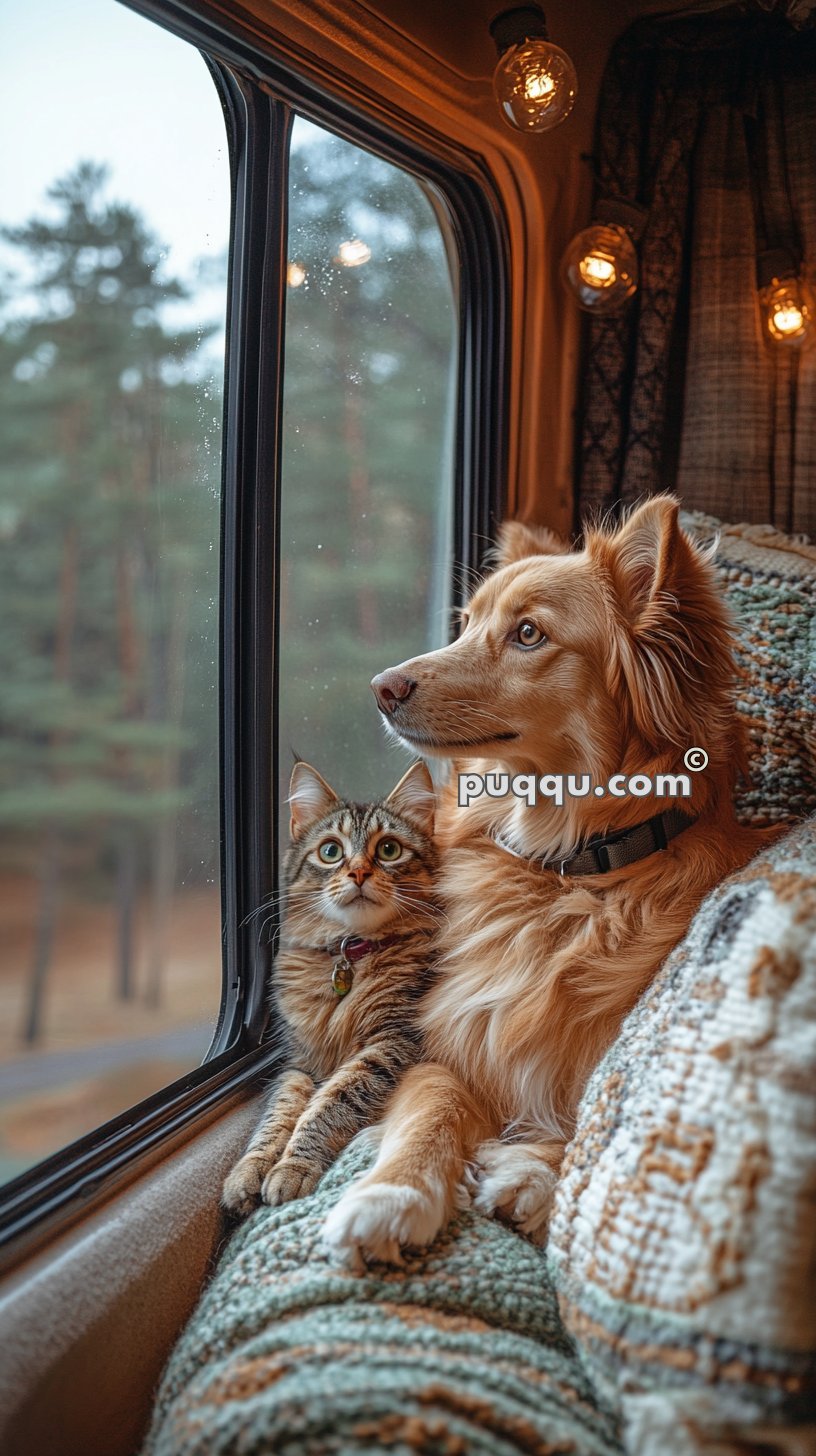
[0, 123, 456, 1063]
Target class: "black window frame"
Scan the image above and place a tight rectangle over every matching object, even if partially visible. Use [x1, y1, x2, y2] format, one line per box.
[0, 0, 509, 1268]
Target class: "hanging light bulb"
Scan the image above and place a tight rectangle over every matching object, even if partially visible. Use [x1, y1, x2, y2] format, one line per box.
[560, 199, 647, 315]
[489, 6, 577, 134]
[335, 239, 371, 268]
[287, 261, 306, 288]
[757, 249, 814, 351]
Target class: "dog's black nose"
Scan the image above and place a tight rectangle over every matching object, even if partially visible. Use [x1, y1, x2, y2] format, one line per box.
[371, 670, 416, 714]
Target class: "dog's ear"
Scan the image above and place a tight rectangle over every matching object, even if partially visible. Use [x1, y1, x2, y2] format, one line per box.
[384, 760, 435, 835]
[590, 494, 735, 751]
[602, 496, 681, 625]
[288, 761, 339, 840]
[494, 520, 570, 568]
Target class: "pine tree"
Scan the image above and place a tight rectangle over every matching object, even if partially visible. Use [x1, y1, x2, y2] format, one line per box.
[0, 163, 222, 1039]
[279, 130, 457, 808]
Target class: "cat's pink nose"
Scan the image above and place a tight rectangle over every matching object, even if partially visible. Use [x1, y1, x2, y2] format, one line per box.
[371, 670, 416, 715]
[348, 864, 372, 886]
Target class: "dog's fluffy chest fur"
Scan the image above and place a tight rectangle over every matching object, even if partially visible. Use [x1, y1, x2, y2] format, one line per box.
[418, 824, 750, 1141]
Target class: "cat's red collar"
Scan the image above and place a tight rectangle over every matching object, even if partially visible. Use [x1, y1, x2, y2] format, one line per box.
[326, 932, 404, 963]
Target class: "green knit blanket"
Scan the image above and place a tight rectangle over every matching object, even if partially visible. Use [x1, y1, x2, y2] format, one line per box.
[142, 1142, 622, 1456]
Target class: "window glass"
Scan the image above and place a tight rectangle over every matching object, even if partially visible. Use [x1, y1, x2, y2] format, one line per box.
[279, 118, 458, 819]
[0, 1, 229, 1185]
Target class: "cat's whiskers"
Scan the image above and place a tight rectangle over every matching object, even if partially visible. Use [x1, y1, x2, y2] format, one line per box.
[242, 884, 319, 935]
[241, 889, 297, 929]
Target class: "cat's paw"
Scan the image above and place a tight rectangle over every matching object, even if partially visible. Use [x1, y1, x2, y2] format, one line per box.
[467, 1140, 557, 1243]
[322, 1181, 446, 1272]
[261, 1156, 323, 1206]
[222, 1152, 273, 1218]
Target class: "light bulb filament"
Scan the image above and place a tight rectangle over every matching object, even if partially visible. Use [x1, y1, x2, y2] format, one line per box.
[524, 69, 555, 100]
[578, 252, 617, 288]
[772, 304, 804, 335]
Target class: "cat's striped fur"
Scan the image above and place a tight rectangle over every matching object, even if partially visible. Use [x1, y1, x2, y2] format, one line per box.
[222, 759, 439, 1215]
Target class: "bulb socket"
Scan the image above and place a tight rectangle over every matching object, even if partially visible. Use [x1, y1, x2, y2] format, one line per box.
[489, 5, 550, 55]
[594, 196, 648, 242]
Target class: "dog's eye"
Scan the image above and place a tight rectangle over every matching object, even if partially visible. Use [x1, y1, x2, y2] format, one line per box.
[317, 839, 344, 864]
[515, 620, 546, 648]
[376, 838, 403, 863]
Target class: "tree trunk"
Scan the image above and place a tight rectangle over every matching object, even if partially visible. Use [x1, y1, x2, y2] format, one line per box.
[22, 830, 61, 1045]
[116, 832, 138, 1000]
[144, 568, 189, 1009]
[114, 542, 142, 1000]
[334, 291, 379, 646]
[21, 524, 78, 1045]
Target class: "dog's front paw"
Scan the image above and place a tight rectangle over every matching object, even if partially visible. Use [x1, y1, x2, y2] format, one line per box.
[468, 1140, 557, 1243]
[322, 1181, 445, 1272]
[261, 1156, 323, 1207]
[222, 1152, 274, 1217]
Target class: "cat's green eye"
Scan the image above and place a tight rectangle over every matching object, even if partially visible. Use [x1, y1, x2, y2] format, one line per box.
[317, 839, 344, 864]
[376, 838, 403, 863]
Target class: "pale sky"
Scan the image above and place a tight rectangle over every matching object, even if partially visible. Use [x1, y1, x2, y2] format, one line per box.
[1, 0, 231, 275]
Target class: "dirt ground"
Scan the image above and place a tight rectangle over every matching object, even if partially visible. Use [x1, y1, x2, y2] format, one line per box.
[0, 875, 223, 1181]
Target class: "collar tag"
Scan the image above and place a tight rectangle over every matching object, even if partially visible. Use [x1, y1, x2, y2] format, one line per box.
[331, 935, 356, 997]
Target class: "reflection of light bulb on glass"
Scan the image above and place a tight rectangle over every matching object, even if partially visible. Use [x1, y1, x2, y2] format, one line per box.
[287, 261, 306, 288]
[562, 222, 638, 314]
[335, 239, 371, 268]
[490, 9, 577, 133]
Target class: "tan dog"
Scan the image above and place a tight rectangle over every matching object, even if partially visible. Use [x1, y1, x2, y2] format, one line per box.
[323, 497, 775, 1267]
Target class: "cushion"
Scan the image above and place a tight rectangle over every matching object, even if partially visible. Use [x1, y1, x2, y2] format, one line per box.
[141, 1142, 624, 1456]
[548, 814, 816, 1455]
[144, 513, 815, 1455]
[680, 511, 816, 825]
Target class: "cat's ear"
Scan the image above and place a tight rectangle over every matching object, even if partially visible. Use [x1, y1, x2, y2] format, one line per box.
[385, 760, 435, 836]
[288, 761, 339, 841]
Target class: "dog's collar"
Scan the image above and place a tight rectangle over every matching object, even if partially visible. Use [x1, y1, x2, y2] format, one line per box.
[493, 807, 698, 877]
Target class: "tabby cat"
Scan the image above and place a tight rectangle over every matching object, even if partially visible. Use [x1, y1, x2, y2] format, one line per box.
[222, 758, 440, 1216]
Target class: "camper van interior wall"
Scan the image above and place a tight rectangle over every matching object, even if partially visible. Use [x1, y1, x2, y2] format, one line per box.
[489, 5, 577, 133]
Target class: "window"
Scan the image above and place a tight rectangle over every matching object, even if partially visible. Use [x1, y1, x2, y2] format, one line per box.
[0, 0, 229, 1186]
[0, 0, 506, 1246]
[278, 118, 458, 814]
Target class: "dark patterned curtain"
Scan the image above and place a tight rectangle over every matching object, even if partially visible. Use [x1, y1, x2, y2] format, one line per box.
[577, 9, 816, 537]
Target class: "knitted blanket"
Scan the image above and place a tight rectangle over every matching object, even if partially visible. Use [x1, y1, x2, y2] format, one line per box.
[680, 511, 816, 824]
[142, 1144, 623, 1456]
